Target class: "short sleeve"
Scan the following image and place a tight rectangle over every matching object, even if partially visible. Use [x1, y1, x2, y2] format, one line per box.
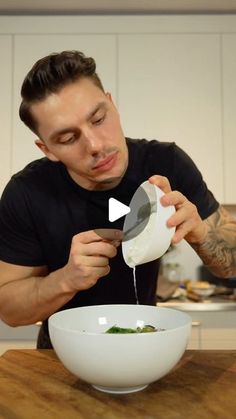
[0, 178, 45, 266]
[173, 144, 219, 220]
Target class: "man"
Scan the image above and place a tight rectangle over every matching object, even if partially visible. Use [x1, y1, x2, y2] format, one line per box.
[0, 50, 235, 348]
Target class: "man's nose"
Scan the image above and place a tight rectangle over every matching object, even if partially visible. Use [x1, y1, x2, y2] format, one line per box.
[83, 129, 103, 155]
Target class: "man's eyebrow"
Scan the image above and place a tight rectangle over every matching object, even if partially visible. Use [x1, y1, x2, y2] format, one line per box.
[87, 101, 107, 120]
[49, 101, 107, 142]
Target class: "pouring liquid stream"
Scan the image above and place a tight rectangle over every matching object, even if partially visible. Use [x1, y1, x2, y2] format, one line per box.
[132, 266, 139, 304]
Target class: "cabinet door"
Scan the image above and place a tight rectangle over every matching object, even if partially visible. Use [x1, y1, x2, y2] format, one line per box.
[12, 35, 117, 173]
[118, 34, 223, 202]
[222, 35, 236, 203]
[190, 311, 236, 350]
[0, 320, 39, 340]
[0, 36, 12, 194]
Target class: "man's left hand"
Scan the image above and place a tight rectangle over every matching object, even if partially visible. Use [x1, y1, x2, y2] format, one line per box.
[148, 175, 208, 245]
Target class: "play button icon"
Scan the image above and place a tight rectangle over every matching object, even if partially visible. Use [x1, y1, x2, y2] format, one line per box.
[108, 198, 130, 222]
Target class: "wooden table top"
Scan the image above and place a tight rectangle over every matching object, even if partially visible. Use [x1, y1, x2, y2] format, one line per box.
[0, 349, 235, 419]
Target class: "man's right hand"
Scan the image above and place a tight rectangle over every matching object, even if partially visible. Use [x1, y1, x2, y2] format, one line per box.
[0, 229, 123, 326]
[61, 229, 123, 293]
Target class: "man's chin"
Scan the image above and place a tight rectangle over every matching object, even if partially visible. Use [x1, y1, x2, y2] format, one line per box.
[93, 175, 123, 190]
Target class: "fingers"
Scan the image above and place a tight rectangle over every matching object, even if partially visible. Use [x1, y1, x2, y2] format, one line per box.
[163, 191, 204, 244]
[63, 230, 121, 293]
[161, 190, 188, 208]
[147, 180, 205, 244]
[148, 177, 188, 242]
[77, 241, 118, 259]
[75, 229, 123, 244]
[94, 228, 124, 242]
[148, 175, 172, 194]
[171, 216, 199, 244]
[82, 255, 110, 267]
[110, 240, 122, 248]
[71, 232, 121, 258]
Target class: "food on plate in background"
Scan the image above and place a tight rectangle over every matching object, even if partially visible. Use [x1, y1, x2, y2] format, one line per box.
[187, 281, 216, 298]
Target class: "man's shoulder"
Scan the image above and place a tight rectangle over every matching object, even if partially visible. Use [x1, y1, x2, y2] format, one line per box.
[13, 158, 58, 181]
[10, 158, 63, 192]
[126, 138, 176, 164]
[3, 158, 62, 199]
[1, 159, 64, 213]
[126, 137, 175, 152]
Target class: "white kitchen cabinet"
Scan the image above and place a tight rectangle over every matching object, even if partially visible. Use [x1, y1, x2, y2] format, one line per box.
[0, 319, 39, 340]
[187, 311, 236, 350]
[0, 36, 12, 195]
[12, 34, 117, 173]
[0, 16, 235, 202]
[222, 35, 236, 203]
[118, 34, 223, 202]
[159, 303, 236, 350]
[0, 320, 39, 355]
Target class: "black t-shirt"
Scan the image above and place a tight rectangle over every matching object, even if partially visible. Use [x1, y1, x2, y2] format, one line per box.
[0, 138, 219, 346]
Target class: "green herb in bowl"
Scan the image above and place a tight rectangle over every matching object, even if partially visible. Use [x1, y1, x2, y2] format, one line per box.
[105, 324, 163, 334]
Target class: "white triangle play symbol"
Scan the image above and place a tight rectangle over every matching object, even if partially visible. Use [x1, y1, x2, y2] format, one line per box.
[108, 198, 131, 222]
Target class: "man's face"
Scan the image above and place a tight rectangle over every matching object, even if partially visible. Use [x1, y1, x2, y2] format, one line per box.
[32, 78, 128, 190]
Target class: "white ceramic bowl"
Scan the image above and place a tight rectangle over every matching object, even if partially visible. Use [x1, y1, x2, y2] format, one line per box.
[49, 305, 191, 394]
[122, 181, 175, 267]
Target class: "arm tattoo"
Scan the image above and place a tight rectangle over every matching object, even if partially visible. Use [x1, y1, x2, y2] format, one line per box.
[191, 206, 236, 278]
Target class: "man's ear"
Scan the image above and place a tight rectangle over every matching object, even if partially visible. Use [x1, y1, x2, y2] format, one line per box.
[106, 92, 113, 102]
[106, 92, 119, 112]
[35, 139, 59, 162]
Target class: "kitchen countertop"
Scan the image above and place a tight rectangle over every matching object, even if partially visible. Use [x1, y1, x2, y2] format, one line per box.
[0, 349, 235, 419]
[158, 297, 236, 311]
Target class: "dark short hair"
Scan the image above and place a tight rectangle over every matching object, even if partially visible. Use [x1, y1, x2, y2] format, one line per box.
[19, 50, 104, 134]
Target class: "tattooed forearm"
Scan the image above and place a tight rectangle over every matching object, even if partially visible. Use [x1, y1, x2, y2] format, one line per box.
[191, 206, 236, 278]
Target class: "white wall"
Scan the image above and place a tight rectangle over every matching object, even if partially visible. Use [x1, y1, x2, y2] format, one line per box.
[0, 36, 12, 191]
